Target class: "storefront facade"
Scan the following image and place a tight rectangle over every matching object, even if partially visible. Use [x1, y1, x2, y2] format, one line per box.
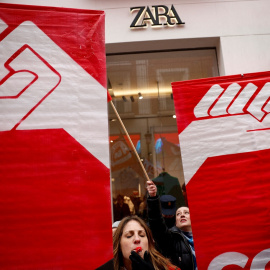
[2, 0, 270, 219]
[3, 0, 270, 73]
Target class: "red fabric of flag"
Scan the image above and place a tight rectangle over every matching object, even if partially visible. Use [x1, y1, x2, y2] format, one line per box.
[0, 4, 112, 269]
[172, 71, 270, 270]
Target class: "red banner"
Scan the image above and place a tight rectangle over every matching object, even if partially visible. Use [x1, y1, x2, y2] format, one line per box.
[172, 71, 270, 270]
[0, 4, 112, 269]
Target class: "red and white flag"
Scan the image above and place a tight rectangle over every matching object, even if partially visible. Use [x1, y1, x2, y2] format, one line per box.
[172, 71, 270, 270]
[0, 4, 112, 269]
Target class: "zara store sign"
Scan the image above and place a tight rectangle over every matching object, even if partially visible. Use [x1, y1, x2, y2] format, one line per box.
[130, 5, 185, 28]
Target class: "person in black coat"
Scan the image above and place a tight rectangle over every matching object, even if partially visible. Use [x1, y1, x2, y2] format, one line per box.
[146, 180, 197, 270]
[113, 194, 131, 221]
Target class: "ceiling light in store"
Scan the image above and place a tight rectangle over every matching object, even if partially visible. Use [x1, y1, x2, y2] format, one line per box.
[112, 87, 172, 97]
[130, 96, 135, 102]
[122, 96, 127, 102]
[173, 114, 176, 118]
[138, 92, 143, 99]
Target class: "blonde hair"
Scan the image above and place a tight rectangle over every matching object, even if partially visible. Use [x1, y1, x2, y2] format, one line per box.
[113, 215, 176, 270]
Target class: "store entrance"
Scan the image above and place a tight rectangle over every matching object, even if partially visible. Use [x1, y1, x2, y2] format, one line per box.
[106, 48, 219, 222]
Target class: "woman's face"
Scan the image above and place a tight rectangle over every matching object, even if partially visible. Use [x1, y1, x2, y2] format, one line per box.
[175, 206, 192, 232]
[120, 220, 149, 264]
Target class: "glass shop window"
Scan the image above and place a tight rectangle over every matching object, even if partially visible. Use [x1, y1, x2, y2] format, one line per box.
[107, 48, 219, 222]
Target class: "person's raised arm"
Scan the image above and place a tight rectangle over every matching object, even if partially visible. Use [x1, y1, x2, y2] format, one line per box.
[146, 180, 174, 260]
[146, 180, 157, 197]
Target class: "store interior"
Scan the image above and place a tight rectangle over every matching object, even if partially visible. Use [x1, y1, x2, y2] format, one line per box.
[107, 48, 219, 221]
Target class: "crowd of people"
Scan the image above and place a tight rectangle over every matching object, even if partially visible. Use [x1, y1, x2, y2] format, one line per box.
[98, 179, 196, 270]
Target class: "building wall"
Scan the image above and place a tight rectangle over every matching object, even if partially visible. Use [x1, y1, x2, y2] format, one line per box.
[2, 0, 270, 76]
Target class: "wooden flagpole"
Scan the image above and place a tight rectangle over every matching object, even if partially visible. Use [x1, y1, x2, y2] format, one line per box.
[109, 100, 150, 182]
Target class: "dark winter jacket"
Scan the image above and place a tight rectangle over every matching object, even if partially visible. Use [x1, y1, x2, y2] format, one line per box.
[147, 195, 195, 270]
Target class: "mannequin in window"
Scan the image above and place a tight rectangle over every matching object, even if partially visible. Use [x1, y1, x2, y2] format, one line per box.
[152, 171, 186, 209]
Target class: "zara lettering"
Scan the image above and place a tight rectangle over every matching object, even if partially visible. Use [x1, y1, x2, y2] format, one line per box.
[130, 5, 185, 28]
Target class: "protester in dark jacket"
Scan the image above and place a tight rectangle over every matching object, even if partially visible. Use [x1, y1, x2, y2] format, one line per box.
[159, 194, 177, 229]
[146, 180, 197, 270]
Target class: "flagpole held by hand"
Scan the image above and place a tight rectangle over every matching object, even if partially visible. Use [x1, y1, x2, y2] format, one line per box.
[109, 100, 150, 183]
